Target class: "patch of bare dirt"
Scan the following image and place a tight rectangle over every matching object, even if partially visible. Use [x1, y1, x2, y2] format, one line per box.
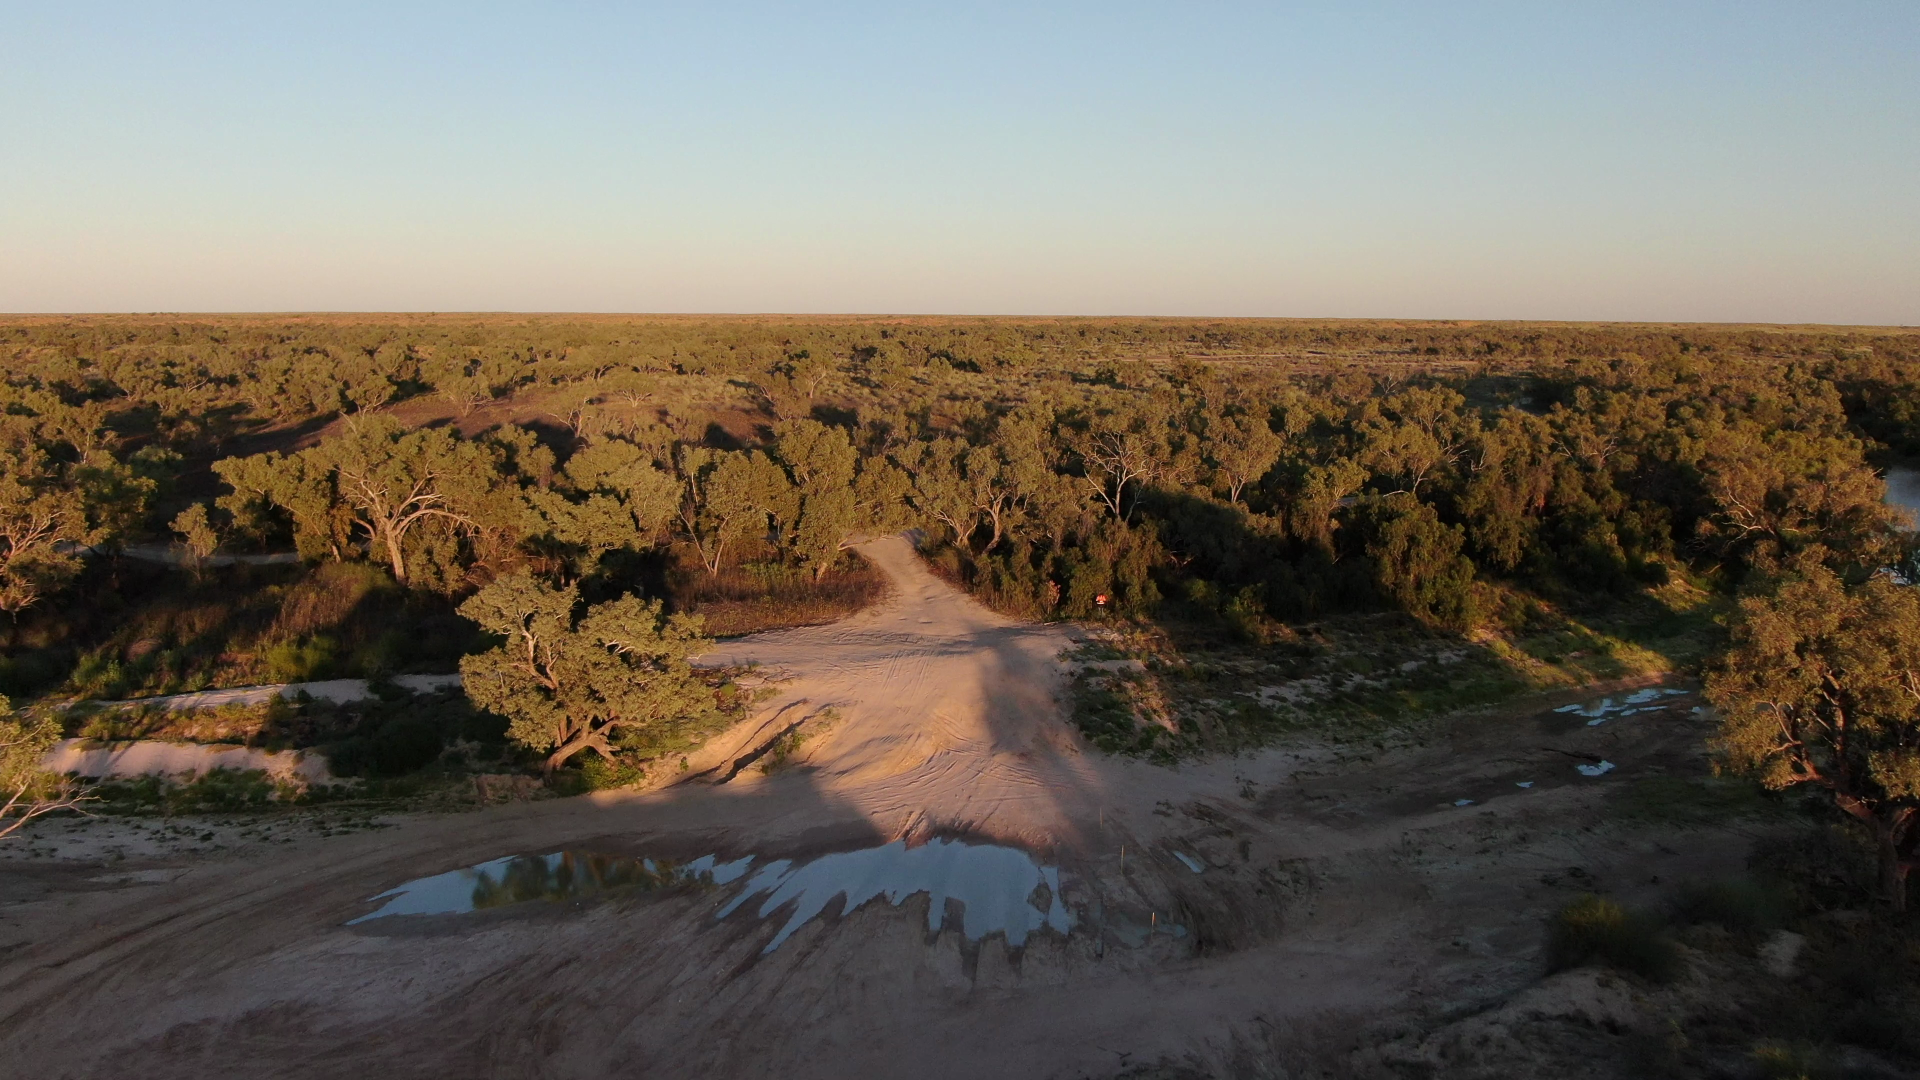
[0, 537, 1789, 1079]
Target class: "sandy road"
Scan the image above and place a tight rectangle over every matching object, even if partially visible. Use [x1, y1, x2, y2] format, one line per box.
[0, 537, 1764, 1078]
[689, 536, 1101, 843]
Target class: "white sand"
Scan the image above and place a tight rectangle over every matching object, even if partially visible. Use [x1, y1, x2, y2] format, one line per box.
[42, 739, 333, 783]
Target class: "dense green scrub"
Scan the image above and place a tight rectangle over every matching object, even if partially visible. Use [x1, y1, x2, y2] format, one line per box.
[3, 316, 1916, 775]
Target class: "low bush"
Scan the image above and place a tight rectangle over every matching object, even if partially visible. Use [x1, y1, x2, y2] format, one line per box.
[321, 692, 509, 778]
[1070, 675, 1157, 755]
[89, 774, 170, 813]
[579, 754, 649, 790]
[1547, 894, 1681, 983]
[168, 767, 279, 812]
[325, 722, 438, 778]
[13, 560, 483, 705]
[68, 652, 134, 700]
[262, 634, 339, 683]
[75, 699, 284, 744]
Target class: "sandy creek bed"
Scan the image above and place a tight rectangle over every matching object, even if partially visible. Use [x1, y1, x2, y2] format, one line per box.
[0, 536, 1763, 1078]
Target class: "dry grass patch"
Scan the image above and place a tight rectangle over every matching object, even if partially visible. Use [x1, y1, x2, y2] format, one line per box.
[668, 558, 887, 638]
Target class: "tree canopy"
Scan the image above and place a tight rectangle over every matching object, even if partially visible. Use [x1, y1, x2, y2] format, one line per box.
[457, 574, 723, 775]
[1, 698, 88, 840]
[1707, 562, 1920, 909]
[6, 314, 1920, 793]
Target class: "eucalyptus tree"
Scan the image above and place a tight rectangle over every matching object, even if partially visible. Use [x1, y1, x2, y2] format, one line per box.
[0, 393, 154, 614]
[675, 447, 795, 575]
[214, 449, 352, 561]
[171, 502, 220, 573]
[772, 419, 861, 578]
[458, 574, 719, 777]
[1204, 401, 1285, 505]
[0, 431, 89, 614]
[762, 350, 838, 420]
[430, 348, 525, 416]
[0, 698, 88, 840]
[899, 404, 1061, 558]
[1069, 395, 1170, 523]
[1356, 386, 1472, 496]
[536, 436, 680, 572]
[307, 417, 495, 587]
[214, 416, 535, 587]
[1281, 459, 1368, 552]
[1454, 411, 1557, 574]
[1694, 423, 1899, 571]
[1708, 563, 1920, 909]
[1355, 491, 1478, 630]
[904, 438, 1003, 557]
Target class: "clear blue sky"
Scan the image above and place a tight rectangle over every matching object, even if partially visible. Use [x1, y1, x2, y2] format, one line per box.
[4, 2, 1915, 321]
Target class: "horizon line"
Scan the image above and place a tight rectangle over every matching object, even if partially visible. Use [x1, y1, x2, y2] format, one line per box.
[1, 311, 1914, 332]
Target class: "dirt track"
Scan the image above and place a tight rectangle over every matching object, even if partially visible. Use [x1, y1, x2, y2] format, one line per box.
[0, 538, 1761, 1078]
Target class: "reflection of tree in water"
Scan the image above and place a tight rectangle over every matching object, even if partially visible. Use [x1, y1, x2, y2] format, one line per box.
[469, 852, 691, 910]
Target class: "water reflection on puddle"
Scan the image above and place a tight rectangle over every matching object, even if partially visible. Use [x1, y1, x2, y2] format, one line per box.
[347, 851, 752, 924]
[1886, 466, 1920, 526]
[349, 838, 1073, 953]
[1554, 687, 1688, 726]
[717, 837, 1072, 952]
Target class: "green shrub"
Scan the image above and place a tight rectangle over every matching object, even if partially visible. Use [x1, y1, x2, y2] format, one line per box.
[320, 692, 504, 779]
[1223, 586, 1270, 644]
[755, 725, 813, 774]
[1749, 825, 1882, 911]
[320, 737, 371, 777]
[90, 774, 168, 813]
[1071, 677, 1144, 751]
[168, 768, 275, 813]
[263, 635, 338, 683]
[667, 558, 887, 636]
[70, 652, 131, 699]
[1547, 894, 1681, 983]
[579, 753, 649, 790]
[1616, 774, 1776, 825]
[350, 629, 410, 678]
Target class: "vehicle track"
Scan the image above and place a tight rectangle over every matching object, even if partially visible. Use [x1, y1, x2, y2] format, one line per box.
[0, 535, 1761, 1079]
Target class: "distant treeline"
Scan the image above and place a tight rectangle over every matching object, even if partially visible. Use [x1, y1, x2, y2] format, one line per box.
[2, 315, 1917, 638]
[2, 314, 1913, 446]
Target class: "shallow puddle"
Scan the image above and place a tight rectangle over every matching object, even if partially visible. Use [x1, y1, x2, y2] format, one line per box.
[717, 837, 1073, 953]
[349, 838, 1072, 953]
[1554, 687, 1688, 725]
[348, 851, 752, 924]
[1887, 466, 1920, 526]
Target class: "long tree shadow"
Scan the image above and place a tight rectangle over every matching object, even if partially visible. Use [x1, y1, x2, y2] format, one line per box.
[0, 534, 1387, 1078]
